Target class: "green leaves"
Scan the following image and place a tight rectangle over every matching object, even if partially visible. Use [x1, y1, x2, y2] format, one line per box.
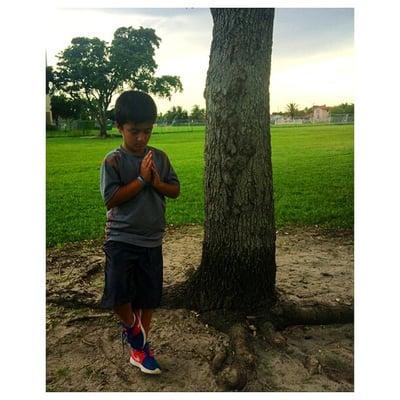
[110, 27, 159, 78]
[52, 26, 183, 136]
[50, 94, 90, 121]
[56, 37, 110, 96]
[151, 76, 183, 99]
[286, 102, 300, 119]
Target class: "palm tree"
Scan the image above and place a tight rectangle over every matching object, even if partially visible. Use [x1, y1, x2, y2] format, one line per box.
[286, 102, 299, 120]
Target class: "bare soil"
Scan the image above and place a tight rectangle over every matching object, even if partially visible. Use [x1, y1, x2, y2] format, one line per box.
[46, 225, 353, 392]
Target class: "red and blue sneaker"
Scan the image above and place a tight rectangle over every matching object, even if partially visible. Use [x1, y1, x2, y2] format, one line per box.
[129, 342, 161, 375]
[121, 310, 146, 350]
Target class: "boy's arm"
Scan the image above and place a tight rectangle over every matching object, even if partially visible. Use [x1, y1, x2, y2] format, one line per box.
[106, 179, 145, 209]
[152, 180, 180, 199]
[106, 150, 154, 209]
[151, 163, 180, 199]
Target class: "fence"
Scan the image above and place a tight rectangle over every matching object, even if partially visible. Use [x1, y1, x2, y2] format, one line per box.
[271, 114, 354, 126]
[46, 119, 114, 138]
[47, 115, 354, 137]
[153, 119, 206, 134]
[329, 114, 354, 124]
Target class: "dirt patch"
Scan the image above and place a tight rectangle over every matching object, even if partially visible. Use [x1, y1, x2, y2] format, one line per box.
[46, 225, 353, 392]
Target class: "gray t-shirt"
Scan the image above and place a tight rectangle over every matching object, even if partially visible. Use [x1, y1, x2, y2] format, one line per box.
[100, 145, 179, 247]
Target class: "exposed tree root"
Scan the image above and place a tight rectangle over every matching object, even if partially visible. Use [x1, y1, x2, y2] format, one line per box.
[212, 324, 255, 391]
[161, 284, 353, 327]
[65, 313, 112, 326]
[269, 299, 354, 329]
[161, 285, 353, 391]
[47, 289, 101, 310]
[79, 261, 103, 280]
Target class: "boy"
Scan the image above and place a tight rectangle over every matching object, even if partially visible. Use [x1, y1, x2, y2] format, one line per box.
[99, 90, 180, 374]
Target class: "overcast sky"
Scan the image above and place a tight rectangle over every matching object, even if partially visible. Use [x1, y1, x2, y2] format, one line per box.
[46, 8, 354, 113]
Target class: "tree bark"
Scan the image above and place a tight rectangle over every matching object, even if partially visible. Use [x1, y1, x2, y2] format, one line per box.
[188, 9, 276, 310]
[98, 113, 108, 138]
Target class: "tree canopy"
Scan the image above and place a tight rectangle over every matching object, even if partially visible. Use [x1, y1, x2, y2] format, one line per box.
[50, 94, 90, 123]
[329, 102, 354, 115]
[158, 105, 206, 123]
[190, 105, 206, 121]
[53, 26, 183, 137]
[161, 106, 189, 123]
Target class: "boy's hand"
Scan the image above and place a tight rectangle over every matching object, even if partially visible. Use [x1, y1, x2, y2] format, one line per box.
[151, 161, 161, 188]
[139, 151, 153, 182]
[150, 160, 180, 199]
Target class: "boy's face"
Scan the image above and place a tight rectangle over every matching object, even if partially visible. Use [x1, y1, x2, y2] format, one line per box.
[118, 121, 153, 156]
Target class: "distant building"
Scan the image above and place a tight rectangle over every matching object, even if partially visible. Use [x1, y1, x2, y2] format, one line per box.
[312, 105, 330, 122]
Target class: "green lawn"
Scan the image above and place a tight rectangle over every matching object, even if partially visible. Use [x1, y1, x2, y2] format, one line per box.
[46, 124, 353, 247]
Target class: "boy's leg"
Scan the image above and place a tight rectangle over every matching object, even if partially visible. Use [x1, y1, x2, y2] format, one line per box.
[132, 246, 161, 337]
[114, 303, 135, 326]
[139, 309, 153, 336]
[132, 308, 153, 335]
[101, 242, 147, 350]
[128, 245, 162, 374]
[116, 303, 146, 350]
[129, 308, 161, 374]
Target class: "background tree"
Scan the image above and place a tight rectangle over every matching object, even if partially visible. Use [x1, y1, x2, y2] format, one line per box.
[163, 106, 189, 124]
[50, 94, 90, 125]
[106, 108, 116, 123]
[330, 102, 354, 115]
[286, 102, 299, 120]
[53, 27, 183, 137]
[187, 8, 276, 310]
[302, 106, 313, 116]
[190, 104, 206, 121]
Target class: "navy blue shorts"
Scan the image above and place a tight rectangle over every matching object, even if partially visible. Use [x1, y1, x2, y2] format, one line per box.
[100, 240, 163, 309]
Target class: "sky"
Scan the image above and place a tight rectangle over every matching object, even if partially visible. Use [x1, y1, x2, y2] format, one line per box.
[46, 7, 354, 114]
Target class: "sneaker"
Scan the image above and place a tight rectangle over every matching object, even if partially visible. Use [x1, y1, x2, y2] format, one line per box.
[121, 311, 146, 350]
[130, 342, 161, 375]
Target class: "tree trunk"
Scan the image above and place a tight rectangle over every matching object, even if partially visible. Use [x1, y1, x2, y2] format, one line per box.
[189, 8, 276, 310]
[98, 116, 108, 138]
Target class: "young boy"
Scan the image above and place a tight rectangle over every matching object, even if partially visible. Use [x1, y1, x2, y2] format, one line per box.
[99, 90, 180, 374]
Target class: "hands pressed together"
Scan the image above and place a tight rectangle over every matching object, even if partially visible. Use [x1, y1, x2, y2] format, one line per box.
[138, 150, 179, 199]
[106, 149, 178, 210]
[139, 150, 161, 188]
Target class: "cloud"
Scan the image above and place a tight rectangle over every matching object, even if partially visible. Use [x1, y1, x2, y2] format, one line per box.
[94, 8, 210, 18]
[274, 8, 354, 58]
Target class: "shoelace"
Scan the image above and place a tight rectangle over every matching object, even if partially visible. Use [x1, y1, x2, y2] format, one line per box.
[120, 312, 140, 353]
[144, 342, 155, 357]
[120, 321, 135, 353]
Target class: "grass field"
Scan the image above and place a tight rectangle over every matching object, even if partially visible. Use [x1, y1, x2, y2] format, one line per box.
[46, 124, 353, 247]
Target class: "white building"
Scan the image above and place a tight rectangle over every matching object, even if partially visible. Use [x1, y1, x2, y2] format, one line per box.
[312, 105, 330, 122]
